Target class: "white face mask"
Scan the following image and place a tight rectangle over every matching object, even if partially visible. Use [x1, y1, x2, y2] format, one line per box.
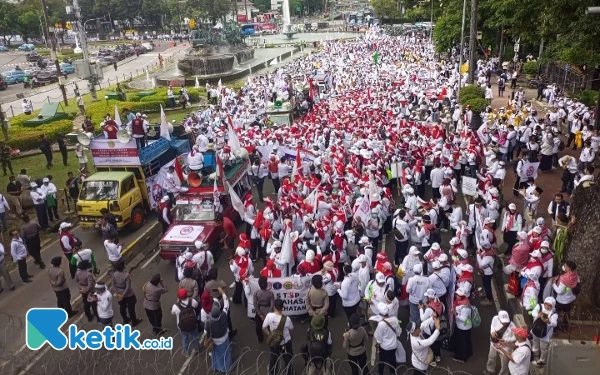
[541, 248, 548, 254]
[562, 265, 567, 272]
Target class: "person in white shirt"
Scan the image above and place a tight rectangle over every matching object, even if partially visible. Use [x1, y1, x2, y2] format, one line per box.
[427, 261, 447, 300]
[494, 327, 532, 375]
[30, 182, 49, 229]
[373, 302, 402, 373]
[407, 263, 429, 326]
[192, 241, 214, 275]
[574, 165, 595, 191]
[11, 230, 32, 283]
[263, 298, 294, 371]
[452, 287, 473, 362]
[518, 186, 543, 231]
[559, 154, 580, 195]
[410, 319, 441, 374]
[530, 297, 558, 367]
[429, 164, 445, 199]
[104, 236, 123, 268]
[477, 243, 495, 307]
[92, 281, 114, 327]
[0, 191, 10, 232]
[337, 265, 361, 319]
[483, 310, 516, 375]
[392, 209, 410, 265]
[41, 177, 59, 221]
[578, 140, 595, 172]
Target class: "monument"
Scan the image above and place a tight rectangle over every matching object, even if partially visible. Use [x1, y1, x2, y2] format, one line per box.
[281, 0, 296, 39]
[177, 22, 255, 77]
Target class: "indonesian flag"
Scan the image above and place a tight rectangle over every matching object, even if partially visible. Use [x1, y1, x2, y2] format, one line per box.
[213, 176, 221, 211]
[354, 194, 371, 224]
[216, 154, 225, 186]
[114, 103, 122, 127]
[227, 115, 242, 153]
[174, 156, 185, 184]
[279, 227, 293, 266]
[291, 147, 302, 182]
[159, 104, 170, 140]
[368, 171, 378, 202]
[227, 181, 245, 219]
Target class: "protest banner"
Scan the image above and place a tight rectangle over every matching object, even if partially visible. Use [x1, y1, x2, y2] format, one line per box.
[246, 276, 313, 317]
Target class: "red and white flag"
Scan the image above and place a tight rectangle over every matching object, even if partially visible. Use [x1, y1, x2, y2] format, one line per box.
[227, 114, 242, 153]
[227, 181, 245, 218]
[291, 147, 302, 182]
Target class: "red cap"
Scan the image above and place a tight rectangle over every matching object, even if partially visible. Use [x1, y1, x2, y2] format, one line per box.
[177, 288, 188, 299]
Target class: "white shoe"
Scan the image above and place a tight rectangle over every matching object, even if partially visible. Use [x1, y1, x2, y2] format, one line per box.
[229, 282, 235, 288]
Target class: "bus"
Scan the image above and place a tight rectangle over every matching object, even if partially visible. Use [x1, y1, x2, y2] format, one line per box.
[241, 24, 256, 35]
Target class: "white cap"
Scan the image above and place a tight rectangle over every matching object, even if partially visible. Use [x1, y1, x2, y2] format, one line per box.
[431, 242, 440, 250]
[508, 203, 517, 210]
[517, 231, 528, 240]
[375, 272, 386, 283]
[540, 241, 550, 248]
[536, 217, 545, 226]
[424, 288, 436, 298]
[484, 217, 495, 225]
[236, 247, 245, 257]
[42, 177, 49, 183]
[410, 246, 420, 255]
[184, 252, 193, 260]
[272, 241, 282, 248]
[377, 302, 389, 316]
[306, 250, 315, 262]
[194, 240, 204, 249]
[30, 182, 38, 188]
[456, 288, 467, 297]
[432, 260, 441, 270]
[532, 226, 542, 234]
[359, 236, 370, 244]
[413, 263, 423, 274]
[457, 249, 468, 259]
[59, 222, 72, 230]
[449, 237, 459, 246]
[498, 310, 510, 323]
[358, 254, 368, 263]
[439, 254, 448, 262]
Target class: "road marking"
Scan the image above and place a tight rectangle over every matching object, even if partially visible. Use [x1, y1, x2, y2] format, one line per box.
[176, 353, 196, 375]
[141, 248, 161, 269]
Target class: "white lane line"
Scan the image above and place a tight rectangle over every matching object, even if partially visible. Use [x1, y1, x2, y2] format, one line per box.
[17, 313, 86, 375]
[177, 353, 196, 375]
[141, 249, 161, 269]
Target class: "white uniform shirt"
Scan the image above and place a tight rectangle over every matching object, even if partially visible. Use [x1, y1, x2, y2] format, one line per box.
[507, 340, 532, 375]
[373, 316, 400, 350]
[262, 312, 294, 345]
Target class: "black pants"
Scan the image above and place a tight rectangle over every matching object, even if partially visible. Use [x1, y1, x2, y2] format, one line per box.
[566, 133, 576, 148]
[269, 341, 293, 375]
[431, 187, 441, 199]
[145, 308, 163, 334]
[256, 178, 265, 201]
[343, 301, 359, 321]
[64, 253, 77, 279]
[1, 159, 13, 175]
[118, 295, 139, 324]
[271, 177, 280, 194]
[368, 236, 379, 256]
[328, 295, 337, 318]
[348, 352, 368, 375]
[25, 235, 44, 265]
[378, 347, 396, 375]
[255, 314, 264, 342]
[394, 240, 409, 265]
[55, 288, 75, 315]
[35, 203, 49, 229]
[82, 292, 98, 321]
[561, 170, 576, 194]
[60, 148, 68, 166]
[233, 280, 243, 304]
[47, 204, 59, 222]
[160, 220, 169, 234]
[503, 230, 517, 255]
[250, 238, 261, 260]
[483, 274, 493, 301]
[17, 259, 29, 281]
[43, 151, 53, 167]
[510, 78, 517, 89]
[431, 339, 442, 357]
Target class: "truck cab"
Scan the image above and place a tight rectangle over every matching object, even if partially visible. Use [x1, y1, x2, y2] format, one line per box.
[77, 134, 190, 231]
[159, 159, 250, 260]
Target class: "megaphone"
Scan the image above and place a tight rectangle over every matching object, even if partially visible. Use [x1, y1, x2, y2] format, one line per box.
[117, 130, 131, 144]
[188, 172, 202, 187]
[77, 132, 93, 146]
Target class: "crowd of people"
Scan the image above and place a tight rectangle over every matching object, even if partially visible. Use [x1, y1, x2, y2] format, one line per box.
[1, 24, 595, 375]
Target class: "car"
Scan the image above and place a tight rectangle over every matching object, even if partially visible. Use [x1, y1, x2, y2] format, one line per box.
[17, 44, 35, 51]
[60, 62, 74, 74]
[111, 50, 126, 61]
[1, 70, 28, 84]
[0, 75, 7, 90]
[0, 46, 8, 52]
[26, 51, 40, 62]
[97, 57, 116, 67]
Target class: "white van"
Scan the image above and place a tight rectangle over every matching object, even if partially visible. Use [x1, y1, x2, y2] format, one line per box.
[142, 42, 154, 51]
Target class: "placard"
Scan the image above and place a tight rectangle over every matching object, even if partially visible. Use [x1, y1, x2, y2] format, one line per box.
[519, 162, 540, 183]
[246, 276, 312, 317]
[162, 225, 204, 243]
[90, 138, 140, 166]
[461, 176, 478, 196]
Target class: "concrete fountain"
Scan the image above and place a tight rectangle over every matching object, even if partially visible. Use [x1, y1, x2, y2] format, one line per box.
[281, 0, 296, 39]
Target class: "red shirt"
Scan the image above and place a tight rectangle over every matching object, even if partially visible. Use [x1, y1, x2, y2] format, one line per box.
[222, 217, 236, 238]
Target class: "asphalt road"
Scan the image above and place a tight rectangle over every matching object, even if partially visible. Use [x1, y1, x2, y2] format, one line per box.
[0, 176, 498, 375]
[0, 42, 185, 117]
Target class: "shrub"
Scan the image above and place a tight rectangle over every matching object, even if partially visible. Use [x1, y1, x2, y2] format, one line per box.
[575, 89, 599, 108]
[7, 119, 74, 151]
[464, 97, 489, 114]
[459, 85, 484, 103]
[85, 100, 167, 122]
[138, 88, 203, 106]
[523, 61, 538, 75]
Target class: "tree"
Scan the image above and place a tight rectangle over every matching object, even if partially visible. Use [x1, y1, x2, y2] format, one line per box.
[371, 0, 401, 20]
[194, 0, 232, 24]
[562, 182, 600, 311]
[252, 0, 271, 12]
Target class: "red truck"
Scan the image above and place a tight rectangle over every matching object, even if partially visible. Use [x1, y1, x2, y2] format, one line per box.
[158, 159, 251, 260]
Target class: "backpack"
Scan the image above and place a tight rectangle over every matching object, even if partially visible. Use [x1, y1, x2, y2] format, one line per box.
[429, 227, 442, 245]
[386, 274, 402, 297]
[177, 299, 197, 331]
[470, 305, 482, 328]
[308, 328, 330, 360]
[531, 311, 552, 338]
[266, 315, 287, 349]
[437, 315, 449, 341]
[572, 282, 581, 296]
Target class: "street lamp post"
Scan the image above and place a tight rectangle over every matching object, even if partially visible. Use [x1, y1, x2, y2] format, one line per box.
[457, 0, 467, 102]
[467, 0, 477, 84]
[40, 0, 68, 106]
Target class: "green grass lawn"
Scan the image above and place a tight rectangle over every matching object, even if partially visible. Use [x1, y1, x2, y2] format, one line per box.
[145, 107, 195, 124]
